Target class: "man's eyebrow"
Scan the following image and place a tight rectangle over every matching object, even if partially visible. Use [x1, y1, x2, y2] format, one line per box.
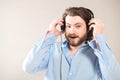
[66, 22, 71, 25]
[74, 23, 82, 26]
[66, 22, 82, 25]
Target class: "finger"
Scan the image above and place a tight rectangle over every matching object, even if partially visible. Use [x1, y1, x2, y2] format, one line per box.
[50, 19, 63, 28]
[89, 24, 96, 31]
[89, 18, 95, 25]
[90, 18, 103, 25]
[56, 19, 64, 26]
[96, 18, 104, 26]
[89, 19, 96, 30]
[89, 18, 100, 30]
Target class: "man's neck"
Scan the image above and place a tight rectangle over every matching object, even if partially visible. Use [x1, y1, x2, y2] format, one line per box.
[69, 42, 85, 58]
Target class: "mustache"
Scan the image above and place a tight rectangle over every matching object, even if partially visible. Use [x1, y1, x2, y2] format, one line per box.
[67, 34, 79, 38]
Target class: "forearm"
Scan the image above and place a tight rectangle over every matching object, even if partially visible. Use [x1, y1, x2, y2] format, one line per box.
[88, 34, 112, 65]
[22, 32, 57, 74]
[88, 34, 120, 79]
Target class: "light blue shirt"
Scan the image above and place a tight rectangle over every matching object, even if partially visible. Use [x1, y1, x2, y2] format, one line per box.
[23, 33, 120, 80]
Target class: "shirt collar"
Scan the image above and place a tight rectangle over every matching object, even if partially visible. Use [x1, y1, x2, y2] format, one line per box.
[62, 40, 68, 48]
[62, 40, 89, 48]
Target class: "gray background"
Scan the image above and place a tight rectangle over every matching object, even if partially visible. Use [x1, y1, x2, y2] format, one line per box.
[0, 0, 120, 80]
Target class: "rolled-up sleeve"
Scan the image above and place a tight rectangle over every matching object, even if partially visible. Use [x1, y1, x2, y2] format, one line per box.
[22, 33, 57, 74]
[88, 34, 120, 80]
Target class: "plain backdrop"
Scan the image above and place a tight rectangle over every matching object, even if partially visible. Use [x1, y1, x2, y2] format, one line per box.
[0, 0, 120, 80]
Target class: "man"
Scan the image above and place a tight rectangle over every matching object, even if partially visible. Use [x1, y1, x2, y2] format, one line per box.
[23, 7, 120, 80]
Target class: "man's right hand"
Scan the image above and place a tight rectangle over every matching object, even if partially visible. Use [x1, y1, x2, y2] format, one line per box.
[48, 18, 64, 36]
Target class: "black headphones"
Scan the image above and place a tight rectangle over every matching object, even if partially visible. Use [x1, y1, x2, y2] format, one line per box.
[86, 8, 95, 41]
[61, 8, 94, 31]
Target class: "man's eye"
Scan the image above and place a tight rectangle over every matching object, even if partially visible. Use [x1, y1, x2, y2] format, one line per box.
[66, 25, 71, 28]
[76, 25, 81, 28]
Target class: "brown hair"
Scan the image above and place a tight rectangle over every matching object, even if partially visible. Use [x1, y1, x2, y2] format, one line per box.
[62, 7, 94, 41]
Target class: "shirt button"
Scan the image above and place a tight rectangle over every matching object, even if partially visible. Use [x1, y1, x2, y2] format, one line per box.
[39, 65, 42, 68]
[69, 72, 72, 76]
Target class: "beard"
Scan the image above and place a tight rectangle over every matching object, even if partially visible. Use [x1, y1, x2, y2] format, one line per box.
[65, 32, 87, 47]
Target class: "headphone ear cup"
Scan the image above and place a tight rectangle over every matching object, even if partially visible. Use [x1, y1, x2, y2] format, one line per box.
[61, 25, 65, 31]
[87, 27, 94, 41]
[61, 20, 66, 31]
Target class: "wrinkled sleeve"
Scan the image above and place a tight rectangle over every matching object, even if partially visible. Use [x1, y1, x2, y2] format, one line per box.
[22, 32, 57, 74]
[88, 34, 120, 80]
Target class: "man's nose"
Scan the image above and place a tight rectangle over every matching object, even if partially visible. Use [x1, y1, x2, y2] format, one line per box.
[69, 27, 75, 34]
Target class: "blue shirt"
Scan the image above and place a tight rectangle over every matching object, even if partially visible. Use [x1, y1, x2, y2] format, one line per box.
[23, 33, 120, 80]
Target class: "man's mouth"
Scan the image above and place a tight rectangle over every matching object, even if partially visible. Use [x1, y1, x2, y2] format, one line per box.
[69, 36, 78, 39]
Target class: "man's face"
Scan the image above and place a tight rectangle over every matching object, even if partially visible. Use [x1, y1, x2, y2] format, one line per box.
[65, 15, 87, 47]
